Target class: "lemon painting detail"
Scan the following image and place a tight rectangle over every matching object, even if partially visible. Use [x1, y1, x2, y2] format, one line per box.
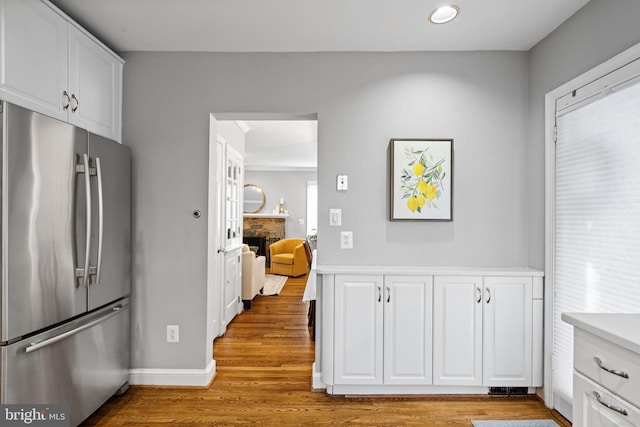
[401, 147, 446, 213]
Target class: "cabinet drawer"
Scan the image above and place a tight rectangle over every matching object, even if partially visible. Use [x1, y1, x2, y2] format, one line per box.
[574, 371, 640, 426]
[575, 328, 640, 406]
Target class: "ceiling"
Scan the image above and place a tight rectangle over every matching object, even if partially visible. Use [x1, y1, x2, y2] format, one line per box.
[240, 120, 318, 171]
[50, 0, 590, 53]
[49, 0, 591, 170]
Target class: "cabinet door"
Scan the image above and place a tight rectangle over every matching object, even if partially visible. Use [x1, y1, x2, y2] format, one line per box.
[68, 25, 122, 141]
[483, 276, 532, 387]
[433, 276, 483, 386]
[334, 275, 383, 385]
[383, 276, 433, 385]
[0, 0, 68, 120]
[574, 371, 640, 426]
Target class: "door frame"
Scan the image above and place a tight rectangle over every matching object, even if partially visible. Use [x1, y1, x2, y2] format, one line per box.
[543, 42, 640, 416]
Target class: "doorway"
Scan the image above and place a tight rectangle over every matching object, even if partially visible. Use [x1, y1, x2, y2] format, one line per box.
[207, 113, 318, 363]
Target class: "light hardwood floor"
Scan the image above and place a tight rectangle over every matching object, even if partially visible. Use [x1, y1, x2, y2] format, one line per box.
[83, 274, 570, 426]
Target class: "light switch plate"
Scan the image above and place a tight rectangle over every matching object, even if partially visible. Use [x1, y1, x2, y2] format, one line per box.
[329, 208, 342, 226]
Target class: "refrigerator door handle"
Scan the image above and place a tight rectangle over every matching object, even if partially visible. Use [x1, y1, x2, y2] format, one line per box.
[75, 153, 92, 288]
[94, 157, 104, 285]
[25, 304, 127, 354]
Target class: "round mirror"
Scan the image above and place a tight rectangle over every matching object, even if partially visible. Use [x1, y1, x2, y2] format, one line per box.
[243, 184, 265, 213]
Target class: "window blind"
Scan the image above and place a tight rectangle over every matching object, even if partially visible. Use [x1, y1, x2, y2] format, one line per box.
[553, 77, 640, 406]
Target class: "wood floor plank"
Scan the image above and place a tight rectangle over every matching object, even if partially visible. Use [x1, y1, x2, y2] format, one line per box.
[82, 274, 570, 426]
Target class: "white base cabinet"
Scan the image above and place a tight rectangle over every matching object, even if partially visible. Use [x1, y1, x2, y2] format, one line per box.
[482, 276, 533, 387]
[384, 275, 433, 385]
[433, 276, 483, 386]
[574, 372, 640, 426]
[322, 268, 543, 395]
[0, 0, 123, 141]
[334, 275, 433, 386]
[432, 276, 533, 387]
[334, 275, 383, 385]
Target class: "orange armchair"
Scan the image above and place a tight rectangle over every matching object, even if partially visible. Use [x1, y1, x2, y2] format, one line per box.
[269, 238, 310, 277]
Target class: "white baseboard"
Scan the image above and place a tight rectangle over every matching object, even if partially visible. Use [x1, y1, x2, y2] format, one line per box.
[129, 359, 216, 387]
[311, 362, 325, 390]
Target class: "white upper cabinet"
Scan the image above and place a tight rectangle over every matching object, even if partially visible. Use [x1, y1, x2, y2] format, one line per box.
[0, 0, 68, 119]
[68, 25, 122, 141]
[0, 0, 123, 141]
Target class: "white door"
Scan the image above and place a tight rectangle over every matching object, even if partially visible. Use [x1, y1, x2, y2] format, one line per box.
[482, 276, 532, 386]
[224, 145, 243, 317]
[223, 248, 241, 327]
[214, 137, 225, 336]
[208, 115, 225, 338]
[334, 275, 383, 385]
[383, 276, 433, 385]
[0, 0, 68, 120]
[433, 276, 483, 386]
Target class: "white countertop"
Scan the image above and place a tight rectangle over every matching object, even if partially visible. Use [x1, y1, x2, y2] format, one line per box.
[562, 313, 640, 355]
[315, 265, 544, 276]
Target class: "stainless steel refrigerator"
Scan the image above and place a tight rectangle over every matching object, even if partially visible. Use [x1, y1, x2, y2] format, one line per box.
[0, 101, 131, 426]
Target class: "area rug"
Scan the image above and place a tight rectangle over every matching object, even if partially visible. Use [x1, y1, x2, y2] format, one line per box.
[471, 421, 559, 427]
[261, 274, 288, 296]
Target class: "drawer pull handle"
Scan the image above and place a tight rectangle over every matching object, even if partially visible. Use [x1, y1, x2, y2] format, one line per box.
[593, 391, 628, 416]
[594, 356, 630, 379]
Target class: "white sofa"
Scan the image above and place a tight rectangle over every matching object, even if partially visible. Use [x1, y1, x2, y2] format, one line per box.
[241, 244, 266, 309]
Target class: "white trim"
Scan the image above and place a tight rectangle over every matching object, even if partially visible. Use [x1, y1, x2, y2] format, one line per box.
[329, 385, 494, 395]
[543, 41, 640, 410]
[317, 265, 543, 276]
[129, 359, 216, 387]
[311, 363, 326, 390]
[244, 165, 317, 172]
[234, 120, 251, 133]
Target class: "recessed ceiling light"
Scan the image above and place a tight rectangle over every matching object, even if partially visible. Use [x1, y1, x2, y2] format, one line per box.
[428, 5, 460, 24]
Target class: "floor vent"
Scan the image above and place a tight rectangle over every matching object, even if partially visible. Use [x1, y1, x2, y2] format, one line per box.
[488, 387, 528, 396]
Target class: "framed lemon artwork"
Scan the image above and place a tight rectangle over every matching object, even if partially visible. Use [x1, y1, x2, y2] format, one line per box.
[389, 138, 453, 221]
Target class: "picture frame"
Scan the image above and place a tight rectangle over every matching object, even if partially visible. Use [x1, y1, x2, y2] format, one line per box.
[389, 138, 453, 221]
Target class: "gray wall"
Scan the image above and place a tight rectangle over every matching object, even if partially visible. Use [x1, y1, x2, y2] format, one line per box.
[526, 0, 640, 269]
[123, 51, 530, 370]
[124, 1, 640, 369]
[244, 170, 317, 238]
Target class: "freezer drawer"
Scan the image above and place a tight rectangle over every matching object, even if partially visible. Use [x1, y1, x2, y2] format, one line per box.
[0, 299, 130, 426]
